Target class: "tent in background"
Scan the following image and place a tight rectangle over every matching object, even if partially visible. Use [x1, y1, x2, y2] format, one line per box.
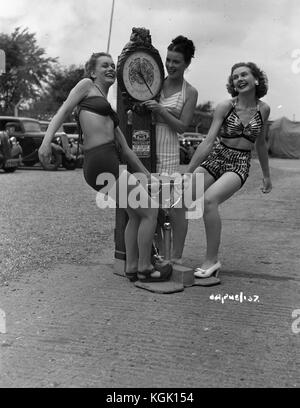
[268, 117, 300, 159]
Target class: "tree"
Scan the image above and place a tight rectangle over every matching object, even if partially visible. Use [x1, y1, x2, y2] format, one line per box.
[195, 101, 214, 113]
[28, 64, 85, 120]
[0, 27, 57, 115]
[188, 101, 214, 133]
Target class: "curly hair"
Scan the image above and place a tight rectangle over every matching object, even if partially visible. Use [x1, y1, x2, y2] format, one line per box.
[84, 52, 112, 80]
[226, 62, 268, 98]
[167, 35, 195, 65]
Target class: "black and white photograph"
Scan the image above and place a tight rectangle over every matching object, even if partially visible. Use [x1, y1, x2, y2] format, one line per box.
[0, 0, 299, 392]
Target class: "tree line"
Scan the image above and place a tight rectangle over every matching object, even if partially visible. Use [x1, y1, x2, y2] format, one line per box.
[0, 27, 213, 122]
[0, 27, 84, 120]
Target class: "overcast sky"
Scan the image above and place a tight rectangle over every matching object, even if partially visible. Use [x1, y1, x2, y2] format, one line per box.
[1, 0, 300, 120]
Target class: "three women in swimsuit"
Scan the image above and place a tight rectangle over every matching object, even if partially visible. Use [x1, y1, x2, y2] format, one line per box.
[39, 42, 272, 285]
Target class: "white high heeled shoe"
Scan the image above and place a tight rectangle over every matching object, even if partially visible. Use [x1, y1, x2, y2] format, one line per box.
[194, 261, 221, 278]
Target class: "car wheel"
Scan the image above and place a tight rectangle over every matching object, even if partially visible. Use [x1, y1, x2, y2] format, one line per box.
[41, 149, 62, 171]
[76, 156, 84, 168]
[180, 149, 186, 164]
[62, 157, 77, 170]
[23, 160, 37, 167]
[3, 167, 17, 173]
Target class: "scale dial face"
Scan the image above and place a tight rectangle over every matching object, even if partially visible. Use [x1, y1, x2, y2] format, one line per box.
[121, 51, 163, 101]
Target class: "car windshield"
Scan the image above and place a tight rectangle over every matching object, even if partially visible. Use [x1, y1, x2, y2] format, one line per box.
[39, 123, 49, 131]
[63, 124, 78, 134]
[23, 121, 41, 132]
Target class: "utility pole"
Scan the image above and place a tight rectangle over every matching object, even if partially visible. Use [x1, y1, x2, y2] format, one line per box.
[107, 0, 115, 53]
[0, 49, 5, 74]
[0, 49, 6, 113]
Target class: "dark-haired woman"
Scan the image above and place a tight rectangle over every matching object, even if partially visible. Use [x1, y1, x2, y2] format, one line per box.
[185, 62, 272, 283]
[143, 35, 198, 264]
[38, 52, 171, 283]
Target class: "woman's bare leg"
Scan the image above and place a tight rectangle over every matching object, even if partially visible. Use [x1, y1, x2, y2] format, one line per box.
[202, 172, 242, 269]
[124, 208, 140, 273]
[171, 167, 215, 262]
[170, 207, 188, 261]
[116, 172, 159, 273]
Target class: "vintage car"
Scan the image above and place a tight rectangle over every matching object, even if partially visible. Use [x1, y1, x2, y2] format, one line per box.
[61, 122, 79, 139]
[41, 121, 80, 141]
[61, 122, 83, 168]
[39, 120, 51, 132]
[39, 120, 79, 170]
[179, 132, 206, 164]
[0, 116, 76, 170]
[0, 129, 22, 172]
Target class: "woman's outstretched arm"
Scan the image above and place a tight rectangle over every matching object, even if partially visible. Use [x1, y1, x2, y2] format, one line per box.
[187, 101, 229, 173]
[143, 86, 198, 134]
[255, 103, 272, 193]
[38, 79, 91, 165]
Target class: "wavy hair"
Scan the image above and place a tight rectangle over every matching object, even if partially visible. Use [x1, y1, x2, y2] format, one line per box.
[167, 35, 195, 65]
[226, 62, 268, 98]
[84, 52, 112, 80]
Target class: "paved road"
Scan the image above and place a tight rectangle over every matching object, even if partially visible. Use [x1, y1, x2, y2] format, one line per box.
[258, 157, 300, 171]
[0, 158, 299, 388]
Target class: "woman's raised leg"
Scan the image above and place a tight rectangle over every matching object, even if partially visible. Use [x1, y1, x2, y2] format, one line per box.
[201, 172, 241, 269]
[171, 167, 215, 262]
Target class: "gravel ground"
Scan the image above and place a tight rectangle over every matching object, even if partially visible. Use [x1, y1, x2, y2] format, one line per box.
[0, 160, 299, 388]
[0, 167, 115, 285]
[0, 161, 294, 285]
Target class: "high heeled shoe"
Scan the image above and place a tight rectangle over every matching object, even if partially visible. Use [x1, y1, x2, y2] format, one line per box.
[194, 261, 221, 279]
[125, 270, 138, 282]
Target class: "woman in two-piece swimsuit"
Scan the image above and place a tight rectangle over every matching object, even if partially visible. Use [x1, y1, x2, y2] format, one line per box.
[39, 52, 171, 283]
[186, 62, 272, 283]
[143, 36, 198, 264]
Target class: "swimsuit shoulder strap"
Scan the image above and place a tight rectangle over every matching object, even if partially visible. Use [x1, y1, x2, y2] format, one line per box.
[224, 99, 236, 121]
[93, 82, 107, 98]
[256, 100, 261, 111]
[160, 78, 167, 99]
[256, 100, 264, 123]
[182, 79, 187, 103]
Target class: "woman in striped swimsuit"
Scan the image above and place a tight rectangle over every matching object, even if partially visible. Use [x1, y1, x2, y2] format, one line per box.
[186, 62, 272, 284]
[155, 76, 188, 174]
[143, 35, 198, 264]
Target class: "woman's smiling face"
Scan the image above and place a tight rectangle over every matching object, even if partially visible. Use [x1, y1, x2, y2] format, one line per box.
[165, 50, 188, 79]
[92, 55, 116, 85]
[232, 66, 256, 94]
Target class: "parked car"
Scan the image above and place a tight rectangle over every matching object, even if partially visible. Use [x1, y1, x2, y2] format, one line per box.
[179, 133, 205, 164]
[61, 122, 83, 168]
[39, 120, 50, 132]
[0, 129, 22, 172]
[0, 116, 76, 170]
[40, 120, 79, 138]
[38, 120, 78, 170]
[62, 122, 79, 139]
